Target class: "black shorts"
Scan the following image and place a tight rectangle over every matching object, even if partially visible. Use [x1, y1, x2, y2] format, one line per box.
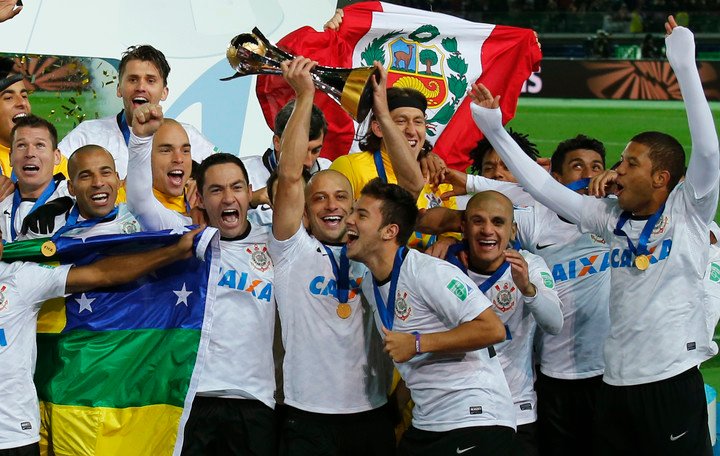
[398, 424, 515, 456]
[0, 443, 39, 456]
[535, 372, 603, 456]
[279, 404, 395, 456]
[181, 396, 276, 456]
[513, 422, 538, 456]
[592, 367, 712, 456]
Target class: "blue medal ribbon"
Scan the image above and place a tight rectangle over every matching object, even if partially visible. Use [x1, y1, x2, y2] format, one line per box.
[613, 204, 665, 260]
[373, 150, 388, 183]
[446, 240, 519, 279]
[117, 110, 131, 146]
[51, 204, 119, 240]
[565, 178, 590, 191]
[322, 244, 350, 304]
[372, 246, 406, 330]
[10, 179, 57, 241]
[476, 262, 511, 293]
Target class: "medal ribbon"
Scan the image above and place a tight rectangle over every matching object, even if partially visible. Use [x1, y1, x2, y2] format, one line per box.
[372, 246, 406, 330]
[117, 110, 131, 146]
[51, 204, 119, 240]
[10, 178, 57, 240]
[477, 262, 511, 293]
[613, 203, 665, 258]
[446, 241, 517, 283]
[322, 244, 350, 304]
[565, 178, 590, 191]
[373, 150, 388, 183]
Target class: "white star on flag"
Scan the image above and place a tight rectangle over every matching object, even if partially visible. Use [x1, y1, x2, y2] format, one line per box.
[170, 226, 189, 235]
[76, 293, 95, 313]
[173, 283, 192, 306]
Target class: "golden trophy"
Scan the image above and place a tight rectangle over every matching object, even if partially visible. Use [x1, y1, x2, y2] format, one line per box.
[222, 28, 378, 123]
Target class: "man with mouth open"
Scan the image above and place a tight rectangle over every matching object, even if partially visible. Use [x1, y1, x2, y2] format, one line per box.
[344, 179, 515, 456]
[0, 58, 68, 181]
[469, 17, 717, 454]
[58, 45, 217, 180]
[0, 115, 73, 241]
[124, 102, 278, 456]
[444, 190, 563, 455]
[269, 57, 414, 455]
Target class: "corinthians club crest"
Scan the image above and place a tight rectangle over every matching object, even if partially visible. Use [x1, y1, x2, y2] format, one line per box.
[361, 24, 469, 137]
[247, 244, 272, 272]
[395, 291, 411, 321]
[493, 281, 516, 313]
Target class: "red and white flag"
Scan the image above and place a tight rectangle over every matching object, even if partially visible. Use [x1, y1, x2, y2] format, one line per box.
[256, 1, 542, 171]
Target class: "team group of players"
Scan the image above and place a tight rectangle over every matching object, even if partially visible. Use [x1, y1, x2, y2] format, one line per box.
[0, 6, 718, 456]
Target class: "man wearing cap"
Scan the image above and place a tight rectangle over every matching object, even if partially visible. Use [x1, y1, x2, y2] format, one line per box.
[0, 58, 68, 181]
[330, 88, 459, 252]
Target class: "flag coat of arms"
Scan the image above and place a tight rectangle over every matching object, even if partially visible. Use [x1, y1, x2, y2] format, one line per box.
[2, 229, 220, 456]
[256, 1, 542, 171]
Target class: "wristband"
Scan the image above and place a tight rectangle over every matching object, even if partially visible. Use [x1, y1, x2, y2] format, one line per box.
[414, 333, 422, 354]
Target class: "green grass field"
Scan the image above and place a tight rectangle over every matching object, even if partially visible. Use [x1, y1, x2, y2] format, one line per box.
[509, 96, 720, 393]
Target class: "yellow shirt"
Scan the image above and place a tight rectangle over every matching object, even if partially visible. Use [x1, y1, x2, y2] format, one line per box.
[0, 143, 69, 178]
[115, 182, 187, 214]
[330, 150, 459, 250]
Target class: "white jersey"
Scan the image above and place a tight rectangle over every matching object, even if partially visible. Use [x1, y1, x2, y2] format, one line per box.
[702, 242, 720, 358]
[363, 249, 515, 432]
[465, 175, 536, 207]
[198, 223, 276, 408]
[515, 204, 611, 379]
[0, 262, 71, 450]
[466, 250, 562, 425]
[244, 149, 331, 226]
[268, 226, 390, 414]
[58, 203, 141, 238]
[0, 180, 72, 242]
[58, 114, 217, 178]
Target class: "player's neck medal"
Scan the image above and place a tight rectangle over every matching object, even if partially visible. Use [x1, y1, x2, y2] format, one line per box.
[41, 240, 57, 257]
[322, 244, 352, 318]
[336, 303, 352, 319]
[634, 254, 650, 271]
[614, 204, 665, 273]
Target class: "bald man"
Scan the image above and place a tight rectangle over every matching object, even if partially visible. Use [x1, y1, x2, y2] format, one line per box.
[446, 191, 563, 455]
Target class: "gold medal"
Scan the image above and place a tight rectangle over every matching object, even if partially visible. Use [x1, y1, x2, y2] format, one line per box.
[336, 303, 352, 319]
[634, 254, 650, 271]
[41, 241, 57, 257]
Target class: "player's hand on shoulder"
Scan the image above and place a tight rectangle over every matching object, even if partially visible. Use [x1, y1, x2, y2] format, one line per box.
[424, 236, 458, 260]
[131, 103, 164, 138]
[21, 196, 74, 236]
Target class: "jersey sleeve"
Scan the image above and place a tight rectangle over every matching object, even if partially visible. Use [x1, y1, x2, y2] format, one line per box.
[330, 155, 361, 199]
[471, 104, 613, 236]
[267, 224, 311, 271]
[126, 133, 187, 231]
[523, 252, 564, 335]
[418, 258, 493, 326]
[513, 205, 538, 251]
[16, 263, 71, 308]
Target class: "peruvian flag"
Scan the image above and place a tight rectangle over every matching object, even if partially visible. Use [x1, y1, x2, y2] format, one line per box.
[256, 1, 542, 171]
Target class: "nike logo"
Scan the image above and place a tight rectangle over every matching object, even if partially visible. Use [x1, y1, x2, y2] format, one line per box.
[536, 243, 555, 250]
[670, 431, 687, 441]
[457, 446, 476, 454]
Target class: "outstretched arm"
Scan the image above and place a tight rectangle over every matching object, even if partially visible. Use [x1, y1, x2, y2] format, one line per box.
[469, 84, 595, 226]
[666, 17, 720, 201]
[65, 227, 201, 294]
[273, 57, 317, 241]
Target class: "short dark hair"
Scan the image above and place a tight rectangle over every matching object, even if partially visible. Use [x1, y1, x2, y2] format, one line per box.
[358, 87, 427, 153]
[360, 178, 418, 246]
[630, 131, 686, 192]
[119, 45, 171, 86]
[11, 114, 58, 150]
[196, 153, 249, 193]
[551, 134, 606, 174]
[468, 128, 539, 175]
[273, 100, 328, 141]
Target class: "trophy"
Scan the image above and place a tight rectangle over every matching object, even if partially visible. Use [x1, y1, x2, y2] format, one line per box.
[222, 28, 378, 123]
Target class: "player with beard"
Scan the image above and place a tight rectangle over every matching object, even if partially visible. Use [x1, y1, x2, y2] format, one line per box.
[123, 102, 277, 456]
[470, 18, 717, 454]
[344, 179, 514, 456]
[58, 45, 216, 179]
[270, 57, 402, 456]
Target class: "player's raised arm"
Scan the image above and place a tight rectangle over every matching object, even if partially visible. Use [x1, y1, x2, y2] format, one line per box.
[469, 83, 596, 226]
[666, 16, 720, 205]
[273, 57, 317, 241]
